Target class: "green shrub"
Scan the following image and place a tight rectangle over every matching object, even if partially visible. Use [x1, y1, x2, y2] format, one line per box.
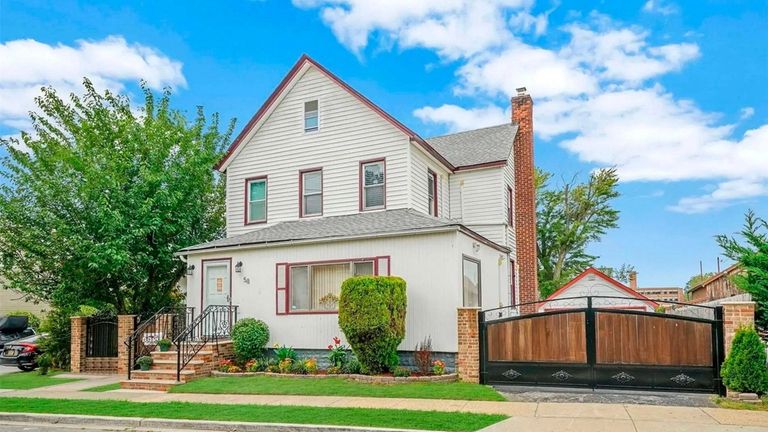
[36, 353, 52, 375]
[393, 366, 411, 377]
[338, 276, 407, 374]
[342, 358, 362, 375]
[721, 326, 768, 394]
[6, 311, 42, 330]
[231, 318, 269, 361]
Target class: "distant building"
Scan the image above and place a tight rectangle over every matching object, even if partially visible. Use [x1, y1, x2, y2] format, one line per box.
[539, 267, 658, 312]
[688, 264, 745, 304]
[626, 271, 684, 303]
[0, 287, 48, 317]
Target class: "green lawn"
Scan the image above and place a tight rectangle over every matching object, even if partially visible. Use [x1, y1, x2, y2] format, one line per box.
[81, 382, 122, 392]
[171, 375, 505, 401]
[0, 397, 506, 432]
[0, 372, 81, 389]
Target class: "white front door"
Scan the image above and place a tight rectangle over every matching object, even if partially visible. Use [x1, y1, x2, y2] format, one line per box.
[203, 260, 231, 308]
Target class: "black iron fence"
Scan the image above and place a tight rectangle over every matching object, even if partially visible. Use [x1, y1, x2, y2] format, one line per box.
[125, 306, 194, 379]
[85, 315, 118, 358]
[174, 304, 238, 381]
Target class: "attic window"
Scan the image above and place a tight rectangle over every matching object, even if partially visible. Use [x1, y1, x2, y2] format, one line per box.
[304, 100, 318, 132]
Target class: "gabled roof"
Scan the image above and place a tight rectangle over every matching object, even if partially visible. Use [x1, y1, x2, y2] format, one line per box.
[178, 208, 509, 253]
[544, 267, 659, 308]
[215, 54, 454, 172]
[688, 263, 742, 294]
[426, 124, 517, 170]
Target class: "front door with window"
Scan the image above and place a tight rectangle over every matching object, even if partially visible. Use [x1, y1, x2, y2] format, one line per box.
[203, 260, 231, 308]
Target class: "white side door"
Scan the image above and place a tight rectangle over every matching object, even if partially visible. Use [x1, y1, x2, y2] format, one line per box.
[203, 260, 231, 308]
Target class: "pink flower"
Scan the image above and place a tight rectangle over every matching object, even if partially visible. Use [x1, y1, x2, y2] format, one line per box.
[328, 345, 333, 350]
[333, 337, 341, 345]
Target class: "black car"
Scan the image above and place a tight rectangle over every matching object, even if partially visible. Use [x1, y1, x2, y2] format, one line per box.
[0, 333, 44, 371]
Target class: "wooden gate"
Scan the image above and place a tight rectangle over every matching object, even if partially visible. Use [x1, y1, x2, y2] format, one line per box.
[480, 296, 725, 394]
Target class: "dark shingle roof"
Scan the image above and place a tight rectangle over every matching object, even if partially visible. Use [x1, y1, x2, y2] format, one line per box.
[180, 209, 461, 252]
[426, 123, 517, 168]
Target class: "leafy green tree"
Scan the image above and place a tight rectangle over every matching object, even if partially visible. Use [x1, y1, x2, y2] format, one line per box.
[597, 263, 636, 284]
[537, 168, 620, 297]
[716, 210, 768, 328]
[0, 79, 234, 315]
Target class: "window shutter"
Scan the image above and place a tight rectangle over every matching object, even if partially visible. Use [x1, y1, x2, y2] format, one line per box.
[276, 263, 288, 314]
[375, 257, 391, 276]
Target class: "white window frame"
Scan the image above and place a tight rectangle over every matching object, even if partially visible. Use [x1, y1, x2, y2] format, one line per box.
[360, 159, 385, 211]
[245, 177, 267, 224]
[304, 100, 319, 133]
[288, 260, 375, 313]
[462, 255, 481, 308]
[300, 169, 323, 217]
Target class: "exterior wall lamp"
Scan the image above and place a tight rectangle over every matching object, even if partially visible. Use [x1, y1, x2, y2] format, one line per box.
[186, 264, 195, 276]
[235, 261, 243, 273]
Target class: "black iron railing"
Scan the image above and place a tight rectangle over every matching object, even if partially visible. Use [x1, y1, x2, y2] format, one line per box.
[125, 305, 195, 379]
[174, 304, 238, 381]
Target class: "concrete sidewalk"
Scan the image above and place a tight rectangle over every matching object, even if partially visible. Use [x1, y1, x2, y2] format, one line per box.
[0, 384, 766, 431]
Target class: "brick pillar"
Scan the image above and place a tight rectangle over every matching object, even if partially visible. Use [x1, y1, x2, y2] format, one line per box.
[457, 308, 480, 383]
[511, 88, 538, 314]
[70, 316, 87, 373]
[722, 301, 756, 355]
[117, 315, 136, 376]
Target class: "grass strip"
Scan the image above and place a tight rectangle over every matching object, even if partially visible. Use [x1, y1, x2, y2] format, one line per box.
[81, 382, 122, 392]
[715, 397, 768, 412]
[0, 397, 505, 432]
[0, 372, 81, 389]
[172, 375, 505, 401]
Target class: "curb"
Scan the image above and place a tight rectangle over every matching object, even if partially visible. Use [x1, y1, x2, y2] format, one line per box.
[0, 412, 422, 432]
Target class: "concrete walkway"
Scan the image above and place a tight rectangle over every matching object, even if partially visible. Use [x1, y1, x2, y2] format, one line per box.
[0, 380, 766, 431]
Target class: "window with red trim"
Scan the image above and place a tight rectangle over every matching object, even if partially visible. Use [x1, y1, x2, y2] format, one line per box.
[507, 186, 513, 227]
[510, 259, 517, 305]
[427, 169, 438, 217]
[300, 169, 322, 217]
[276, 257, 390, 315]
[246, 177, 267, 224]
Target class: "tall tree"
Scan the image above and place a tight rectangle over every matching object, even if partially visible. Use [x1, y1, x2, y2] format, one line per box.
[598, 263, 636, 284]
[537, 168, 621, 297]
[0, 80, 234, 314]
[716, 210, 768, 328]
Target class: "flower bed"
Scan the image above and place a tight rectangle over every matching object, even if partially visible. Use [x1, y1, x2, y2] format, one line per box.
[211, 370, 459, 383]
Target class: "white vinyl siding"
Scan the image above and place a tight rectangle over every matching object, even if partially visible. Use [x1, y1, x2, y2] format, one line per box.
[226, 66, 411, 237]
[409, 144, 450, 217]
[503, 149, 517, 253]
[449, 167, 506, 244]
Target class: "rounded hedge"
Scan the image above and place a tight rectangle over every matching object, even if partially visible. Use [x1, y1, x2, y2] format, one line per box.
[721, 326, 768, 394]
[338, 276, 406, 374]
[231, 318, 270, 361]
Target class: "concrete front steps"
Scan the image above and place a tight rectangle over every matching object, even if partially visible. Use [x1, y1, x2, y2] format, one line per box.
[120, 341, 232, 392]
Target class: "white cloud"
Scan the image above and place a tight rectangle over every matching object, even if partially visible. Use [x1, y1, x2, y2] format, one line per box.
[0, 36, 186, 130]
[642, 0, 678, 16]
[414, 104, 508, 133]
[299, 3, 768, 212]
[740, 107, 755, 120]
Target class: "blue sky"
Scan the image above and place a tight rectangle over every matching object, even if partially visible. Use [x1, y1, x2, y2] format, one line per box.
[1, 0, 766, 287]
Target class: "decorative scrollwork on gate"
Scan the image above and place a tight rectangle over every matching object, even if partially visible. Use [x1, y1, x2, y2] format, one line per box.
[502, 369, 522, 380]
[611, 372, 636, 384]
[552, 370, 573, 381]
[670, 373, 696, 386]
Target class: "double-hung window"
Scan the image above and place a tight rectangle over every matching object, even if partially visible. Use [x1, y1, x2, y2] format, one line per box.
[300, 169, 322, 217]
[246, 177, 267, 224]
[360, 159, 385, 211]
[462, 256, 481, 307]
[427, 169, 438, 216]
[304, 100, 318, 132]
[290, 261, 375, 312]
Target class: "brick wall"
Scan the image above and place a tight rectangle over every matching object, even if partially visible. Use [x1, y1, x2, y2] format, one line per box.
[117, 315, 136, 376]
[722, 301, 755, 355]
[512, 90, 538, 314]
[69, 316, 87, 373]
[456, 307, 480, 383]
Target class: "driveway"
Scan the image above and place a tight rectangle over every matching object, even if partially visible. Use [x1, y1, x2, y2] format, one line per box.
[0, 366, 17, 376]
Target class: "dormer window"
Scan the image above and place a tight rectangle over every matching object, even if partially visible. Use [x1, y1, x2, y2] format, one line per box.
[304, 100, 318, 132]
[360, 159, 385, 211]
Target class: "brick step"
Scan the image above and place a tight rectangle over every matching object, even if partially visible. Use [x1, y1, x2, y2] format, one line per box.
[120, 379, 180, 392]
[131, 369, 196, 382]
[150, 350, 213, 361]
[151, 359, 205, 370]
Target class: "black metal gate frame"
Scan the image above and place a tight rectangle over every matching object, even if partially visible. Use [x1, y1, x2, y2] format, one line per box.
[479, 296, 726, 395]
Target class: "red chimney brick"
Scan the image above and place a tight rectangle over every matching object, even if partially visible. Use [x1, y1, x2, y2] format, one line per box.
[512, 88, 538, 312]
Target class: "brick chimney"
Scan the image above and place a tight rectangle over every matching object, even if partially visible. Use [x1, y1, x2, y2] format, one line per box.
[512, 87, 538, 311]
[629, 271, 638, 290]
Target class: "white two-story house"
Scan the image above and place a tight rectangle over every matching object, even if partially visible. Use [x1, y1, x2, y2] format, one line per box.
[178, 55, 538, 366]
